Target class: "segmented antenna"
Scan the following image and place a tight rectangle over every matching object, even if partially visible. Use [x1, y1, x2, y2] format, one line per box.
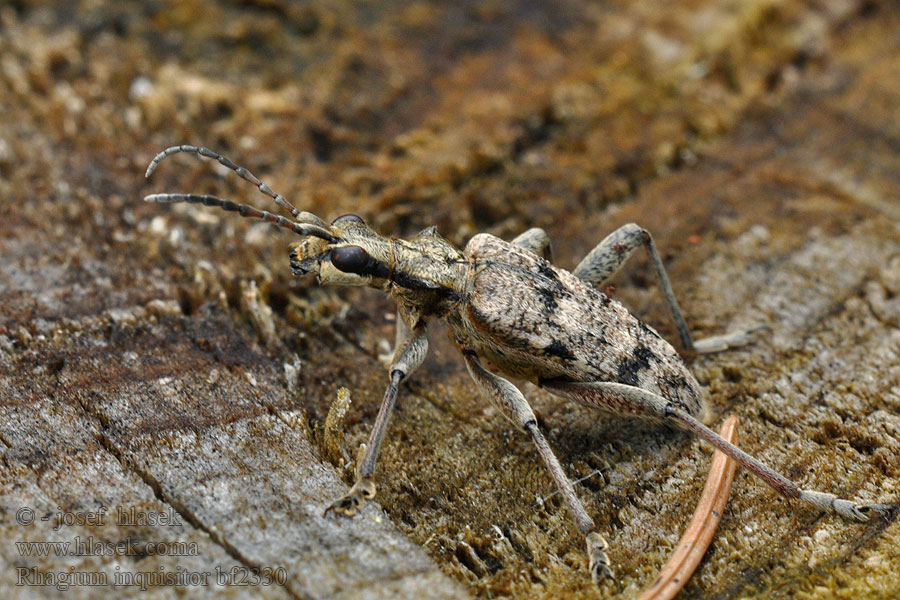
[144, 193, 337, 242]
[145, 144, 326, 228]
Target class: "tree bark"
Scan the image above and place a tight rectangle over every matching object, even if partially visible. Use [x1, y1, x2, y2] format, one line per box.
[1, 1, 898, 598]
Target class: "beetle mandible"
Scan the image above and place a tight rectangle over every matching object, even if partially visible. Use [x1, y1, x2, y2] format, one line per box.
[144, 144, 893, 583]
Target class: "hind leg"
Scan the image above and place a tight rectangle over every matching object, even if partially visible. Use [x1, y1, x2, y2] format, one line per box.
[542, 379, 895, 521]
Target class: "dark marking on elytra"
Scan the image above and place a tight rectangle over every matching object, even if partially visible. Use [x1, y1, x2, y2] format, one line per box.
[535, 284, 559, 313]
[616, 344, 657, 385]
[659, 375, 699, 413]
[633, 345, 660, 365]
[545, 339, 576, 360]
[537, 261, 560, 283]
[616, 360, 641, 386]
[663, 375, 690, 394]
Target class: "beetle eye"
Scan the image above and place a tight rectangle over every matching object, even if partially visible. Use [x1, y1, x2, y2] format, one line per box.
[332, 214, 365, 225]
[330, 245, 370, 274]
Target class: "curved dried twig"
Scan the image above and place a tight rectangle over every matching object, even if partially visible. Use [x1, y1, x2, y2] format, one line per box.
[638, 415, 739, 600]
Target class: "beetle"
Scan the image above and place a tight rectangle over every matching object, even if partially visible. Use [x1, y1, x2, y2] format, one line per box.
[144, 144, 893, 583]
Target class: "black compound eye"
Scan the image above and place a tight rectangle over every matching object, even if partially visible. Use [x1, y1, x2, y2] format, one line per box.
[332, 214, 365, 225]
[330, 245, 370, 274]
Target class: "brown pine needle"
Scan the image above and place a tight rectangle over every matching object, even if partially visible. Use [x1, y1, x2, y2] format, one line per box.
[638, 415, 739, 600]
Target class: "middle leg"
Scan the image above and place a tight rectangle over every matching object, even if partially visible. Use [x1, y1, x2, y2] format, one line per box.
[573, 223, 765, 353]
[511, 227, 553, 261]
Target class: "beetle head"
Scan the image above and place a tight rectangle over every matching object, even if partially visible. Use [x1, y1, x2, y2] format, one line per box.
[290, 213, 393, 288]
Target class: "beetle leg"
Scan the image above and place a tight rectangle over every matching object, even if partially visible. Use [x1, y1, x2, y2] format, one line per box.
[573, 223, 765, 353]
[325, 324, 428, 517]
[542, 379, 897, 522]
[379, 309, 412, 367]
[511, 227, 553, 262]
[463, 352, 613, 582]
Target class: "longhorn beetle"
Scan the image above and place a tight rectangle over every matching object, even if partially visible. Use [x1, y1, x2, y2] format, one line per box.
[144, 145, 893, 583]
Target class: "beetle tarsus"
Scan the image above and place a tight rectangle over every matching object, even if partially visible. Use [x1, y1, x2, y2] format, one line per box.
[324, 477, 376, 518]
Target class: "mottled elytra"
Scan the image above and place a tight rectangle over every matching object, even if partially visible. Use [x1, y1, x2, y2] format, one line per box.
[144, 144, 896, 585]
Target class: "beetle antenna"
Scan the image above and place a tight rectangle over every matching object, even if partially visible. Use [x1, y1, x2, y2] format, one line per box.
[145, 145, 325, 227]
[144, 193, 336, 242]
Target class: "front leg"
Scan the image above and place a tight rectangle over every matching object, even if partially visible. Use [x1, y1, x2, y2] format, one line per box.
[325, 323, 428, 517]
[463, 352, 613, 582]
[379, 309, 411, 367]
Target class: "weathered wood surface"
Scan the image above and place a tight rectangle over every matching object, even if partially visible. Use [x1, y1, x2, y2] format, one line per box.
[1, 1, 898, 598]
